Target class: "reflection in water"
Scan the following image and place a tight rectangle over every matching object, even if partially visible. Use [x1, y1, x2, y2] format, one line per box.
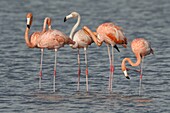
[33, 91, 152, 106]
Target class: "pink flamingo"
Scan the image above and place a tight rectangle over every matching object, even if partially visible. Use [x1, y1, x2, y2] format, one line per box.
[36, 19, 75, 92]
[64, 12, 99, 92]
[121, 38, 153, 94]
[90, 22, 128, 91]
[25, 13, 51, 90]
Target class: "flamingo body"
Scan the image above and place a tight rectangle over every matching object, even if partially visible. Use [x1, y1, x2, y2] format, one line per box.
[37, 29, 74, 49]
[72, 29, 93, 48]
[96, 22, 127, 46]
[131, 38, 153, 57]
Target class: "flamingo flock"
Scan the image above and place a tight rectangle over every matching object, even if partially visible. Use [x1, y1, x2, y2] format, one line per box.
[25, 12, 153, 93]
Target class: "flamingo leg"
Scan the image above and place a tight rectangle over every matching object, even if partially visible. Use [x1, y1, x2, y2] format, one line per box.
[84, 47, 88, 92]
[77, 49, 81, 91]
[110, 45, 114, 92]
[139, 57, 144, 95]
[53, 49, 57, 92]
[39, 49, 43, 90]
[107, 44, 112, 91]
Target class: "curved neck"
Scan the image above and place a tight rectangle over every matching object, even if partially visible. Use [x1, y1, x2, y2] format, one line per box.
[121, 53, 141, 71]
[83, 26, 102, 46]
[42, 18, 48, 32]
[42, 17, 51, 32]
[70, 14, 80, 39]
[24, 27, 34, 48]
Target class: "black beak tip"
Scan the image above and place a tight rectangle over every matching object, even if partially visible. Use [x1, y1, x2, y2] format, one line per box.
[27, 25, 30, 29]
[126, 76, 130, 79]
[64, 17, 67, 22]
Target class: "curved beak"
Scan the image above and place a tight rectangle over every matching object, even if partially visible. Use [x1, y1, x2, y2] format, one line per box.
[123, 70, 130, 79]
[27, 25, 30, 29]
[64, 14, 73, 22]
[26, 18, 31, 29]
[64, 17, 67, 22]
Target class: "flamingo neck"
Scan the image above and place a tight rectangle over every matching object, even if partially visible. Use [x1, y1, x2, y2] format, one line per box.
[121, 53, 141, 71]
[25, 27, 34, 48]
[42, 17, 51, 32]
[70, 14, 81, 40]
[83, 26, 102, 46]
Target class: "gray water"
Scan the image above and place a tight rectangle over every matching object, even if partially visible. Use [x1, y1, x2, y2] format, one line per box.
[0, 0, 169, 113]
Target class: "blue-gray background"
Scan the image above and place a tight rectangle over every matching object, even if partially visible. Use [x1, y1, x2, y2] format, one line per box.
[0, 0, 169, 113]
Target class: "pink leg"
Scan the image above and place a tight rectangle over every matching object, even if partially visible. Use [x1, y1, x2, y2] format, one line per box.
[139, 57, 144, 95]
[39, 49, 43, 90]
[77, 49, 81, 91]
[107, 44, 112, 91]
[53, 49, 57, 92]
[84, 48, 88, 92]
[110, 45, 115, 92]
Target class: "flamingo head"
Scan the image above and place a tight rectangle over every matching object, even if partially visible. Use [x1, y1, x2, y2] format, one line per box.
[123, 70, 130, 79]
[47, 17, 52, 29]
[121, 59, 130, 79]
[64, 12, 80, 22]
[26, 13, 33, 29]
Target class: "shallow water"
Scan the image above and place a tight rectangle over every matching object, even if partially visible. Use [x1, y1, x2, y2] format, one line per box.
[0, 0, 170, 113]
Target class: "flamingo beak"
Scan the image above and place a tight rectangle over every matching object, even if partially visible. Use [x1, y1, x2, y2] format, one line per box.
[64, 14, 73, 22]
[64, 17, 67, 22]
[123, 70, 130, 79]
[27, 25, 30, 29]
[26, 18, 31, 29]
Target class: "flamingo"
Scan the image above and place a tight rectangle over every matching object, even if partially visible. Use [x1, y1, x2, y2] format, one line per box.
[36, 19, 75, 92]
[121, 38, 153, 94]
[25, 13, 51, 90]
[83, 22, 128, 91]
[64, 12, 99, 92]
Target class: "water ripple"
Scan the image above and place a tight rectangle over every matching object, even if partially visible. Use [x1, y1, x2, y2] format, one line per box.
[0, 0, 169, 113]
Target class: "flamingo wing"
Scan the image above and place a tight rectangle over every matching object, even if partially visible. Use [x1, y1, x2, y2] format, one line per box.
[73, 30, 93, 48]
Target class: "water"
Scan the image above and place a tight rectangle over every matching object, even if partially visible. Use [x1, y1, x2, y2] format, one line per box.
[0, 0, 170, 112]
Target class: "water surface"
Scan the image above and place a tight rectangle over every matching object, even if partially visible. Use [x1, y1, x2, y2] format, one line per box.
[0, 0, 169, 113]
